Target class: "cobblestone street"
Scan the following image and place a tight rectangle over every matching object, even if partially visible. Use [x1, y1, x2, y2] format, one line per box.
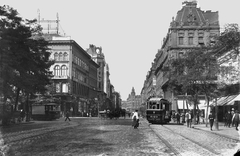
[151, 123, 240, 156]
[0, 117, 240, 156]
[0, 117, 174, 156]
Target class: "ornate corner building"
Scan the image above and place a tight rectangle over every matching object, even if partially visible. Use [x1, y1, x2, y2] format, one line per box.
[141, 1, 220, 112]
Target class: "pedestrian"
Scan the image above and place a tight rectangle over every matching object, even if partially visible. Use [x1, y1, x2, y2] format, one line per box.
[231, 109, 235, 127]
[201, 111, 205, 124]
[208, 112, 214, 131]
[176, 111, 180, 124]
[132, 110, 139, 129]
[172, 111, 176, 122]
[232, 110, 240, 131]
[65, 111, 71, 121]
[185, 110, 192, 128]
[196, 111, 200, 124]
[226, 110, 232, 128]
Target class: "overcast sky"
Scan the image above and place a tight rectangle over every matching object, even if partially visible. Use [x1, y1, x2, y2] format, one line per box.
[1, 0, 240, 100]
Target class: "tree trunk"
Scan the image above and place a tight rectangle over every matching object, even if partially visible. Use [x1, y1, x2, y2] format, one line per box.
[192, 94, 198, 125]
[26, 93, 30, 122]
[14, 87, 20, 111]
[193, 102, 197, 125]
[205, 94, 210, 127]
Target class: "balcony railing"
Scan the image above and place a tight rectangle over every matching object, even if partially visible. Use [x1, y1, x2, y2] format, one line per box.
[53, 75, 68, 79]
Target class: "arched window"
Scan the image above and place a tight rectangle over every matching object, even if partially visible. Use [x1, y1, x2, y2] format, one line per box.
[54, 65, 60, 76]
[59, 52, 63, 61]
[54, 52, 58, 60]
[62, 83, 68, 93]
[63, 52, 68, 61]
[61, 65, 68, 76]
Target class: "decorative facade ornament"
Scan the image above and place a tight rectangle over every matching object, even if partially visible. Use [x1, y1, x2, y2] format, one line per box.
[187, 9, 197, 25]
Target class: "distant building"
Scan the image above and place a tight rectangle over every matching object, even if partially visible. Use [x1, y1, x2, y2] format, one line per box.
[125, 87, 141, 112]
[86, 44, 114, 111]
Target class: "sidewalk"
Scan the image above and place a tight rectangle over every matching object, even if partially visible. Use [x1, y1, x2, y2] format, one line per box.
[191, 122, 240, 141]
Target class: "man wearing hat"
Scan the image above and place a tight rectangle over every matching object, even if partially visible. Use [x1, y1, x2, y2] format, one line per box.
[232, 110, 240, 131]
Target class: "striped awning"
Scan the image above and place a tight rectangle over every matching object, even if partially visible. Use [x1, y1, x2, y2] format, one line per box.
[226, 94, 240, 105]
[211, 94, 240, 106]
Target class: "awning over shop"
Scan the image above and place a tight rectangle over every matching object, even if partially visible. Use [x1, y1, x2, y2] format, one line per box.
[177, 100, 190, 109]
[210, 94, 240, 106]
[226, 94, 240, 106]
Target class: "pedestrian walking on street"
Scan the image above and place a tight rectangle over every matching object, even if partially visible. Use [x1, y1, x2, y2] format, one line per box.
[185, 110, 192, 128]
[132, 110, 139, 129]
[65, 111, 71, 121]
[226, 110, 232, 128]
[231, 109, 235, 127]
[208, 112, 214, 131]
[232, 110, 240, 131]
[176, 111, 180, 124]
[196, 111, 200, 124]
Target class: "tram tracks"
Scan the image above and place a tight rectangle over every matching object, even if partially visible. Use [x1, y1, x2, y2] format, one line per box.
[148, 123, 220, 156]
[162, 125, 220, 155]
[147, 123, 181, 156]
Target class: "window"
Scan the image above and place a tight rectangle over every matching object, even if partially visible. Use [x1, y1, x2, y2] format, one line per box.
[59, 52, 63, 61]
[72, 68, 76, 78]
[178, 32, 184, 45]
[54, 65, 60, 76]
[63, 52, 68, 61]
[61, 65, 68, 76]
[62, 83, 68, 93]
[54, 53, 58, 61]
[198, 37, 204, 45]
[179, 37, 184, 45]
[56, 83, 61, 93]
[179, 52, 184, 58]
[188, 37, 193, 45]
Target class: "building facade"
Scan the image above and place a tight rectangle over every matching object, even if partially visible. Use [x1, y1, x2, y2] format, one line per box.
[86, 44, 115, 111]
[125, 87, 142, 112]
[141, 1, 220, 115]
[47, 36, 99, 117]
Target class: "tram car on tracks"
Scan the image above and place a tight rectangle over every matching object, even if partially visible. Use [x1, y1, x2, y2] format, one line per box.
[32, 102, 61, 121]
[146, 96, 171, 124]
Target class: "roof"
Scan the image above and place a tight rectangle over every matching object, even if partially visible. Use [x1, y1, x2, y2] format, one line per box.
[173, 1, 219, 27]
[148, 97, 163, 102]
[210, 94, 240, 106]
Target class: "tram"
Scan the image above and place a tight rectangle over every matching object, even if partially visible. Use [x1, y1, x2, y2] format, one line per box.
[146, 96, 171, 124]
[32, 102, 61, 121]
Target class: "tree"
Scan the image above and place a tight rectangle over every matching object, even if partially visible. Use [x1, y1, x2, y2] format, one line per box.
[168, 47, 220, 125]
[0, 5, 53, 124]
[214, 24, 240, 57]
[214, 24, 240, 95]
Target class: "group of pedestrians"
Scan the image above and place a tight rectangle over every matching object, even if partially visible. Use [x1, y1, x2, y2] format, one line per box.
[184, 109, 240, 131]
[230, 110, 240, 131]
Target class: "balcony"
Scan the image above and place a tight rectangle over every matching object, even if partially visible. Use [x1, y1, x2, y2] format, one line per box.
[53, 75, 68, 79]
